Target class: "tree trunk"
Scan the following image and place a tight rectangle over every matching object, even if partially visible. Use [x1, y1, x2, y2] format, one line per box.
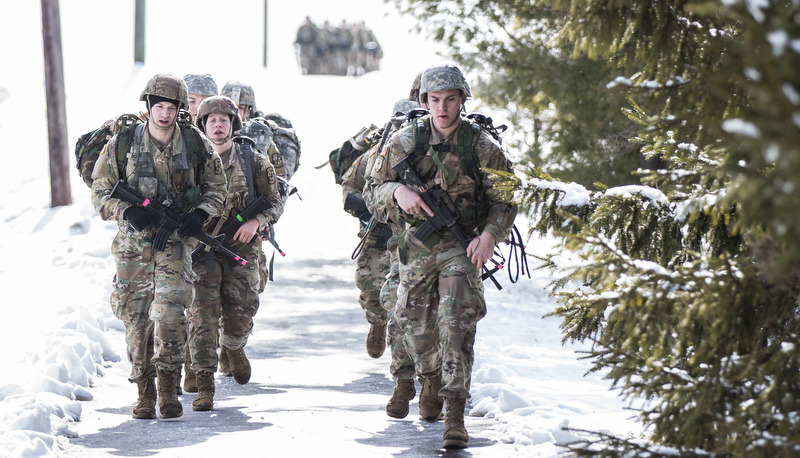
[41, 0, 71, 207]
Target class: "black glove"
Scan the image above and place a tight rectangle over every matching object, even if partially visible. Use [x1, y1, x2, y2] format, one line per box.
[123, 207, 153, 232]
[177, 209, 208, 239]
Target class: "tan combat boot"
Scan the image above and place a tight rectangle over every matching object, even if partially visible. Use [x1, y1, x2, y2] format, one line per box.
[183, 344, 197, 393]
[192, 371, 215, 411]
[218, 349, 233, 377]
[418, 374, 444, 422]
[132, 379, 157, 419]
[366, 323, 387, 358]
[386, 378, 416, 419]
[227, 347, 251, 385]
[443, 398, 469, 449]
[156, 368, 183, 419]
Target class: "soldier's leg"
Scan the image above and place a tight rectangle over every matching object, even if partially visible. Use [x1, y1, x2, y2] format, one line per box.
[381, 251, 414, 379]
[219, 242, 261, 385]
[149, 241, 193, 371]
[394, 232, 441, 377]
[110, 232, 156, 383]
[355, 244, 390, 326]
[435, 241, 486, 401]
[218, 242, 261, 351]
[188, 252, 223, 374]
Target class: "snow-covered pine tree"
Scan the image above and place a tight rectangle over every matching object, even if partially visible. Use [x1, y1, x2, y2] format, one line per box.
[393, 0, 800, 456]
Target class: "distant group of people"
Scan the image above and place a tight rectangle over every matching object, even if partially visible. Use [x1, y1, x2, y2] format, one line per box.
[294, 16, 383, 76]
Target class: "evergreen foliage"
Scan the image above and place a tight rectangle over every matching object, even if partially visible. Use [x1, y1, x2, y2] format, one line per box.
[392, 0, 800, 456]
[388, 0, 645, 188]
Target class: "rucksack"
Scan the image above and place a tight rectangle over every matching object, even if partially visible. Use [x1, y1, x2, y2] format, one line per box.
[74, 114, 143, 188]
[324, 124, 379, 185]
[74, 111, 207, 189]
[265, 120, 302, 179]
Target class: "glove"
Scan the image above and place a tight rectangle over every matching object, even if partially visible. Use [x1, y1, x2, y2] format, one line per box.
[123, 207, 152, 232]
[177, 209, 208, 239]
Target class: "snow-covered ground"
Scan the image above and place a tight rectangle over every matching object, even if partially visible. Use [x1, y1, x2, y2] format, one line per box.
[0, 1, 641, 457]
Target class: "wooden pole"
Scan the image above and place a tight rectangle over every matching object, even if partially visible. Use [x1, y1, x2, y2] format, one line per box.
[41, 0, 71, 207]
[134, 0, 145, 63]
[263, 0, 268, 67]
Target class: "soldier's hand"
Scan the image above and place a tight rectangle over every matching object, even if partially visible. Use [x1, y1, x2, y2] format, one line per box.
[394, 185, 433, 217]
[233, 219, 260, 244]
[466, 232, 496, 266]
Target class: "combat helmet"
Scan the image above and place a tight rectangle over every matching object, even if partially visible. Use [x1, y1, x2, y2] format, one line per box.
[418, 64, 471, 104]
[392, 98, 419, 116]
[139, 73, 189, 110]
[220, 81, 257, 110]
[183, 74, 218, 96]
[409, 71, 422, 104]
[196, 96, 243, 142]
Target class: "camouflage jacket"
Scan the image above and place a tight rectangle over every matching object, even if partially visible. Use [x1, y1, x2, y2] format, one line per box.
[371, 115, 517, 244]
[209, 142, 283, 237]
[91, 121, 227, 236]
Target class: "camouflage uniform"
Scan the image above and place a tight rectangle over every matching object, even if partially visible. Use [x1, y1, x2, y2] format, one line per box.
[364, 143, 415, 379]
[372, 114, 517, 400]
[91, 114, 226, 383]
[342, 153, 391, 329]
[189, 141, 283, 372]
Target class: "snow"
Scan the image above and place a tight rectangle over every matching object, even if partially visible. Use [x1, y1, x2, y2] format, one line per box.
[0, 1, 641, 457]
[722, 118, 761, 138]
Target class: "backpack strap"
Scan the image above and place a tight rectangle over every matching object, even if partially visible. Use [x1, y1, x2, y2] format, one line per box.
[234, 136, 258, 205]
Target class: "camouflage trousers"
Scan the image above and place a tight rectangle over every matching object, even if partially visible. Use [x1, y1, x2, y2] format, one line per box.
[355, 239, 390, 326]
[395, 230, 486, 400]
[380, 247, 415, 379]
[188, 239, 261, 373]
[110, 231, 195, 382]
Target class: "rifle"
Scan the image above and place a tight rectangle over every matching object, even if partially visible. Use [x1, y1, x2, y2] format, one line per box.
[391, 156, 503, 290]
[109, 180, 247, 266]
[259, 222, 285, 257]
[190, 193, 277, 265]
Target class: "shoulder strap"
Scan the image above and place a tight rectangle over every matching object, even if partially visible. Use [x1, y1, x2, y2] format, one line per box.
[235, 137, 258, 205]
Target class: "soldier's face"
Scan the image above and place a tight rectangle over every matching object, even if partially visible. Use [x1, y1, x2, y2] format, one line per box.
[150, 101, 178, 128]
[425, 89, 464, 131]
[205, 113, 232, 139]
[238, 104, 251, 122]
[188, 94, 210, 119]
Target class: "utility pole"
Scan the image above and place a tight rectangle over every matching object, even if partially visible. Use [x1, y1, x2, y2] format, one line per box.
[41, 0, 71, 207]
[263, 0, 268, 67]
[134, 0, 145, 63]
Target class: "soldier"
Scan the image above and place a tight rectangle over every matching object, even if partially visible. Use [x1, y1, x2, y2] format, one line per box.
[363, 96, 421, 419]
[294, 16, 319, 75]
[340, 125, 392, 359]
[91, 74, 227, 419]
[183, 74, 218, 121]
[372, 64, 517, 448]
[188, 96, 284, 410]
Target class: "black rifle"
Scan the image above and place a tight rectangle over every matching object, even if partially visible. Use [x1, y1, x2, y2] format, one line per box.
[391, 156, 502, 290]
[190, 193, 276, 265]
[259, 222, 285, 257]
[109, 180, 247, 266]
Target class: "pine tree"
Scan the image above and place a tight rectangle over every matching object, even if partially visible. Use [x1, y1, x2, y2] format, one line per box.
[391, 0, 800, 456]
[388, 0, 646, 188]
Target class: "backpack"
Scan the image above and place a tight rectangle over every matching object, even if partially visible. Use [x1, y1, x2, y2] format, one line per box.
[74, 111, 207, 190]
[265, 120, 302, 179]
[74, 114, 143, 188]
[325, 124, 379, 185]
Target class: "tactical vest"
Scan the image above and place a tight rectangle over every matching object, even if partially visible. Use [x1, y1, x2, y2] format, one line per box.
[123, 121, 205, 212]
[406, 115, 488, 226]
